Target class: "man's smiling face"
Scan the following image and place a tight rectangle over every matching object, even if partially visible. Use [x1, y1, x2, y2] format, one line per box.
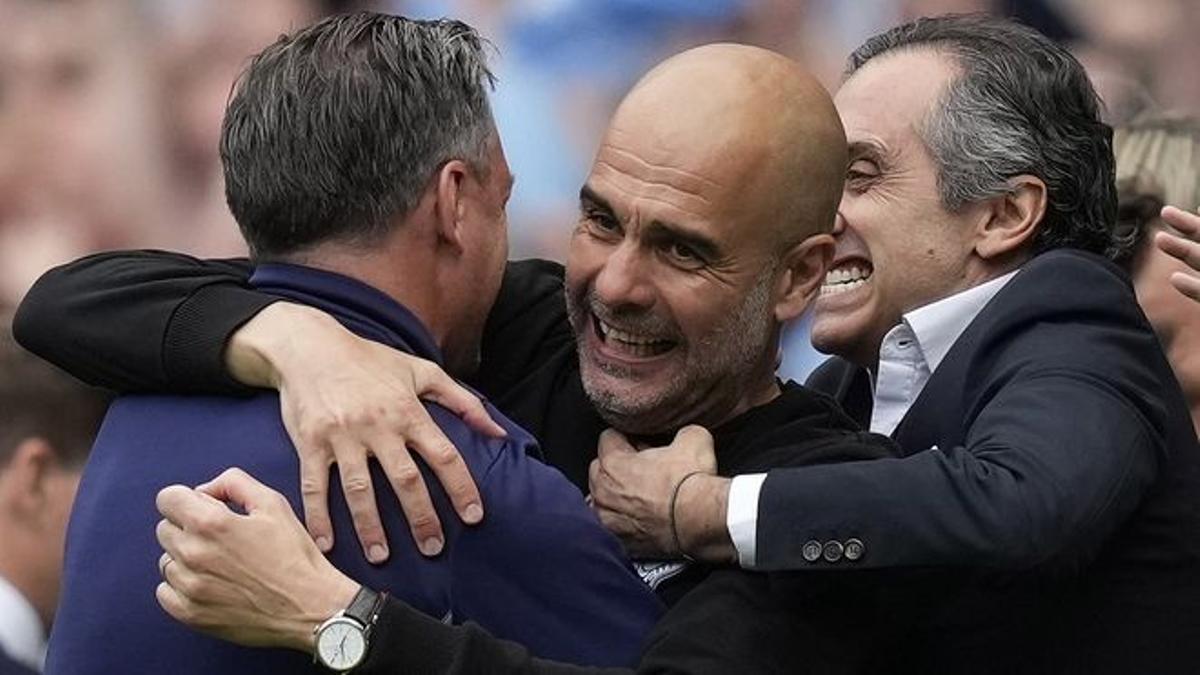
[563, 128, 781, 436]
[811, 48, 982, 369]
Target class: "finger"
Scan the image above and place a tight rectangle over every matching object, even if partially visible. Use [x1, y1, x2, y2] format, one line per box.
[1157, 231, 1200, 270]
[588, 458, 615, 509]
[157, 484, 228, 531]
[370, 433, 445, 557]
[420, 369, 506, 438]
[155, 518, 187, 557]
[1162, 205, 1200, 237]
[194, 467, 280, 514]
[334, 446, 389, 564]
[672, 424, 715, 452]
[404, 419, 482, 527]
[156, 581, 192, 624]
[597, 428, 637, 461]
[1170, 271, 1200, 302]
[296, 453, 335, 552]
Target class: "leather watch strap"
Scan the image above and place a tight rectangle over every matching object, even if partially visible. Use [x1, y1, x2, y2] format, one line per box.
[344, 586, 382, 626]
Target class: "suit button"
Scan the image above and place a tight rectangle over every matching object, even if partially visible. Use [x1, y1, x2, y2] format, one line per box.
[822, 540, 844, 563]
[844, 538, 865, 562]
[802, 540, 822, 563]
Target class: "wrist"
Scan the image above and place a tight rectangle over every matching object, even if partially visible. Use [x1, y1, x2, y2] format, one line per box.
[225, 303, 326, 389]
[294, 572, 361, 653]
[676, 474, 736, 565]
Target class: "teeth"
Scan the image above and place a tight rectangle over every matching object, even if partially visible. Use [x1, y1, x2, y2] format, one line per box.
[823, 265, 872, 289]
[820, 277, 869, 296]
[598, 319, 668, 346]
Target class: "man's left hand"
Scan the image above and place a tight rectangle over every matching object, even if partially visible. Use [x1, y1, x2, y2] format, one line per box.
[589, 425, 733, 562]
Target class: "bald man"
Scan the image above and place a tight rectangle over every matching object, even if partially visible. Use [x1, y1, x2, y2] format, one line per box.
[18, 38, 893, 672]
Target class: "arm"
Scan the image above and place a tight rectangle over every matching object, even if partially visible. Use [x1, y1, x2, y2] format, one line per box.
[153, 470, 637, 675]
[15, 249, 503, 562]
[752, 370, 1158, 570]
[1160, 206, 1200, 301]
[13, 250, 265, 393]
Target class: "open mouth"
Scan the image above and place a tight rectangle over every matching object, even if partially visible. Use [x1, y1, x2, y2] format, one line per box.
[820, 260, 873, 297]
[592, 314, 677, 358]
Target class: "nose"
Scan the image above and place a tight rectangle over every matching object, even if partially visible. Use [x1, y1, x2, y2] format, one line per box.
[832, 207, 847, 235]
[592, 242, 656, 310]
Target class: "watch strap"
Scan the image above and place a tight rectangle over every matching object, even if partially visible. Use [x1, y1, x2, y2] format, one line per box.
[344, 586, 382, 627]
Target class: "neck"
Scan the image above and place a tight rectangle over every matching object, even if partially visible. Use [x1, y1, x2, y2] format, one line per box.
[284, 233, 450, 349]
[0, 531, 50, 629]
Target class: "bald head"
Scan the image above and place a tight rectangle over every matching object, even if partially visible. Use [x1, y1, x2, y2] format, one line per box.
[603, 43, 847, 247]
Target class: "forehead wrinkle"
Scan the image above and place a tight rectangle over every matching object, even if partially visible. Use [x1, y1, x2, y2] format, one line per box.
[591, 158, 716, 220]
[597, 142, 721, 199]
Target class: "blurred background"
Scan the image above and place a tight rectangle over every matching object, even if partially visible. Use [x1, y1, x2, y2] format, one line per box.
[0, 0, 1196, 379]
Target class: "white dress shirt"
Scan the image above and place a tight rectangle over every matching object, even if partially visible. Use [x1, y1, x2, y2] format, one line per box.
[727, 271, 1018, 568]
[0, 574, 47, 672]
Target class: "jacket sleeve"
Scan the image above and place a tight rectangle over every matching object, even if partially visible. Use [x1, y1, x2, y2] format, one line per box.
[755, 368, 1161, 571]
[359, 597, 634, 675]
[13, 250, 269, 394]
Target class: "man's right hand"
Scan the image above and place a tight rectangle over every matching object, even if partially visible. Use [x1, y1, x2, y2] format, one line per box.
[225, 302, 507, 562]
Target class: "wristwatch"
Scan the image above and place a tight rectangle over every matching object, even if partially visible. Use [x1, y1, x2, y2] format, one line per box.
[313, 586, 384, 672]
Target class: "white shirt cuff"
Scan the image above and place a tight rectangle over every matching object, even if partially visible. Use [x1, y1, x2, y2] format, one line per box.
[726, 473, 767, 569]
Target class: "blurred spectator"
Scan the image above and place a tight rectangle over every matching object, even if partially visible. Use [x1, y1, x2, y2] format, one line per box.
[1111, 113, 1200, 432]
[0, 309, 109, 673]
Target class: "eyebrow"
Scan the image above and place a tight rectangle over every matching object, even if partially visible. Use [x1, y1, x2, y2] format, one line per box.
[579, 184, 722, 261]
[847, 139, 894, 168]
[579, 184, 615, 215]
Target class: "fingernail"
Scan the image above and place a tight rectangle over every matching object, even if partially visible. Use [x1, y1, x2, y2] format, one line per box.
[420, 537, 444, 556]
[368, 544, 388, 563]
[463, 503, 483, 524]
[316, 536, 331, 552]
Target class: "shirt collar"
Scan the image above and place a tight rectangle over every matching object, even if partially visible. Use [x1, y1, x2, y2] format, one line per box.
[250, 263, 444, 365]
[901, 270, 1019, 374]
[0, 574, 46, 671]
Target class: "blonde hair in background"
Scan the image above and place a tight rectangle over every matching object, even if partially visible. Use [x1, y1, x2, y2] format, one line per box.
[1110, 113, 1200, 265]
[1115, 112, 1200, 211]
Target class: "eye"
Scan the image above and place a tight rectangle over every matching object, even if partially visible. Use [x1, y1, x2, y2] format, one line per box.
[582, 209, 621, 238]
[845, 160, 879, 191]
[663, 241, 704, 267]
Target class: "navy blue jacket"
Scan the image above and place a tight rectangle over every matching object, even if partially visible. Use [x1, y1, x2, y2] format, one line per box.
[46, 263, 661, 675]
[803, 250, 1200, 673]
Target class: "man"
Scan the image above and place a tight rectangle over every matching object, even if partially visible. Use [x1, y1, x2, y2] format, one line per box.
[19, 13, 1199, 673]
[38, 14, 665, 675]
[0, 310, 108, 675]
[23, 9, 902, 673]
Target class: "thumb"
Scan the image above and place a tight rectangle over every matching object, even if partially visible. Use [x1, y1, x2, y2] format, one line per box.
[597, 428, 637, 460]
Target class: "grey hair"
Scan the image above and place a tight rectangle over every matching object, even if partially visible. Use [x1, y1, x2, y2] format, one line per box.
[220, 12, 496, 259]
[847, 14, 1116, 256]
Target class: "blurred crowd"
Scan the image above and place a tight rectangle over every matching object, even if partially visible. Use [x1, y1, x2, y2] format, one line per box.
[1, 0, 1199, 377]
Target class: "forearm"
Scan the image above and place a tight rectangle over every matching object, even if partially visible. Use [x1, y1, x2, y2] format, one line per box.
[13, 250, 268, 393]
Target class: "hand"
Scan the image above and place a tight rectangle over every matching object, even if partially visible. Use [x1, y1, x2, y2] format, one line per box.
[589, 425, 733, 562]
[1159, 206, 1200, 302]
[226, 303, 507, 562]
[155, 468, 361, 653]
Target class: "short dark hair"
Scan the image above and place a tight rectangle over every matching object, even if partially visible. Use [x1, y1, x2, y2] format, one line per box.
[847, 14, 1116, 256]
[0, 310, 110, 468]
[221, 12, 496, 260]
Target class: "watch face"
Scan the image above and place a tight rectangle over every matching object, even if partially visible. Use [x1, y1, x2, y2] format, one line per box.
[316, 617, 367, 671]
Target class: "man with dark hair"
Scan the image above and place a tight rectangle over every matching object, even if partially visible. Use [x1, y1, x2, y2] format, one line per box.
[0, 310, 108, 675]
[16, 13, 1200, 674]
[39, 13, 663, 675]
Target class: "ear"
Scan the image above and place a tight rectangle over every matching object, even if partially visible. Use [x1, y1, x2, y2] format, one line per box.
[773, 233, 835, 323]
[975, 175, 1047, 260]
[0, 437, 57, 521]
[433, 159, 473, 255]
